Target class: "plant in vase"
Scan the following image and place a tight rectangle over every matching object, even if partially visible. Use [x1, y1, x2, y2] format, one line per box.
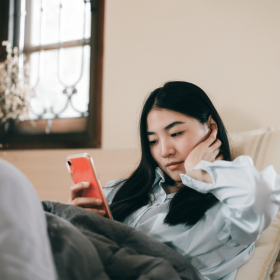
[0, 41, 33, 131]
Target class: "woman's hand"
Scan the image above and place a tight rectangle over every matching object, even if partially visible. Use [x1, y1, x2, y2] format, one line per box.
[68, 182, 106, 216]
[184, 129, 223, 183]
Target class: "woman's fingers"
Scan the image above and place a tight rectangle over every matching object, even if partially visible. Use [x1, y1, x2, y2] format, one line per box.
[213, 148, 220, 158]
[215, 154, 224, 161]
[204, 148, 220, 162]
[68, 183, 105, 216]
[70, 197, 103, 207]
[70, 182, 90, 201]
[210, 138, 221, 150]
[184, 128, 223, 171]
[204, 129, 218, 148]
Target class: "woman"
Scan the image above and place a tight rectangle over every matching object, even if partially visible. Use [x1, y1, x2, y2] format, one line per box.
[69, 81, 280, 280]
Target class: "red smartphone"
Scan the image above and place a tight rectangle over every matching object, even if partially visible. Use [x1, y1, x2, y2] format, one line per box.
[66, 153, 112, 219]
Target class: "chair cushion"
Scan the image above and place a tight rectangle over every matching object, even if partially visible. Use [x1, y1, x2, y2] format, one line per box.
[230, 127, 280, 280]
[230, 126, 280, 173]
[271, 261, 280, 280]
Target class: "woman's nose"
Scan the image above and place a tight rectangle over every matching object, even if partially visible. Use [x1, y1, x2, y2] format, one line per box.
[161, 141, 175, 158]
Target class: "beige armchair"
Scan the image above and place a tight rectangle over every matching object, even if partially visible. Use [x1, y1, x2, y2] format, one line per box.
[230, 126, 280, 280]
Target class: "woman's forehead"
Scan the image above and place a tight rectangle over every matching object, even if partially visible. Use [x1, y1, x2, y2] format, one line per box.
[147, 109, 194, 131]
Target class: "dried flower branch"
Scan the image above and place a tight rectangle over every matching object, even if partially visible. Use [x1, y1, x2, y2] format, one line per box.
[0, 41, 33, 124]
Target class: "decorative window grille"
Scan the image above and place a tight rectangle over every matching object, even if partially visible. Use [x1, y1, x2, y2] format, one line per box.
[0, 0, 104, 149]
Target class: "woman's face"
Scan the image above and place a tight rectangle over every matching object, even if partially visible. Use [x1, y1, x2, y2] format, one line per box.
[147, 109, 211, 182]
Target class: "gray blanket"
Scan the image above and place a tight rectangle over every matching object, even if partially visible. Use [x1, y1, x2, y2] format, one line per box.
[42, 201, 204, 280]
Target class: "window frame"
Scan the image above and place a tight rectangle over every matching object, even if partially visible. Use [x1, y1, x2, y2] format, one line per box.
[0, 0, 104, 149]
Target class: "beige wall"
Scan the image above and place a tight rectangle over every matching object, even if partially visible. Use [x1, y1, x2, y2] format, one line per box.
[0, 149, 140, 202]
[102, 0, 280, 149]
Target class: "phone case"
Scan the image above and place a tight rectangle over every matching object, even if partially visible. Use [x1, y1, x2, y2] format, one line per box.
[66, 153, 112, 219]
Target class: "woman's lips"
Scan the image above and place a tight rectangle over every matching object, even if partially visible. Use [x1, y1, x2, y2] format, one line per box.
[167, 162, 184, 170]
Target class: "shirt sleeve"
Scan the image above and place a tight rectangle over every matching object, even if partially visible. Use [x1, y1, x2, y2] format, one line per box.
[180, 155, 280, 246]
[103, 179, 125, 204]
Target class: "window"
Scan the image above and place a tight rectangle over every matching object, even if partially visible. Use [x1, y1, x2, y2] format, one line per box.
[0, 0, 104, 149]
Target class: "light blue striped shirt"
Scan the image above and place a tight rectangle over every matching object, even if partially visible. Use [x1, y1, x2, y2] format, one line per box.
[103, 156, 280, 280]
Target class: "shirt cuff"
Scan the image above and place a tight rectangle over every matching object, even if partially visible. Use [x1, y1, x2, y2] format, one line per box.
[180, 160, 215, 193]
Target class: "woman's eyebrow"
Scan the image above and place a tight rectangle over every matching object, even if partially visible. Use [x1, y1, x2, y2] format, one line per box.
[164, 121, 185, 130]
[147, 121, 185, 135]
[147, 131, 155, 136]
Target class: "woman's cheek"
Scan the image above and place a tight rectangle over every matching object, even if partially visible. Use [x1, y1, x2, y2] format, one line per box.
[150, 146, 160, 163]
[179, 138, 194, 158]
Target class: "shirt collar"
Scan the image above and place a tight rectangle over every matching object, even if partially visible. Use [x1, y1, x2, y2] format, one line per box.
[156, 167, 165, 179]
[150, 167, 166, 190]
[153, 167, 178, 201]
[155, 167, 165, 182]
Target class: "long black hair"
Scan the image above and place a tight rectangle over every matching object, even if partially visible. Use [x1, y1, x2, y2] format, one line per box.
[110, 81, 232, 226]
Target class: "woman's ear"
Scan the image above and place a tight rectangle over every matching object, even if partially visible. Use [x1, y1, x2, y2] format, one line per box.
[207, 116, 217, 131]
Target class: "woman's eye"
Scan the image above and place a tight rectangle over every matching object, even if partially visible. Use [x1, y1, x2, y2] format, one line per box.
[171, 132, 182, 137]
[149, 140, 158, 146]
